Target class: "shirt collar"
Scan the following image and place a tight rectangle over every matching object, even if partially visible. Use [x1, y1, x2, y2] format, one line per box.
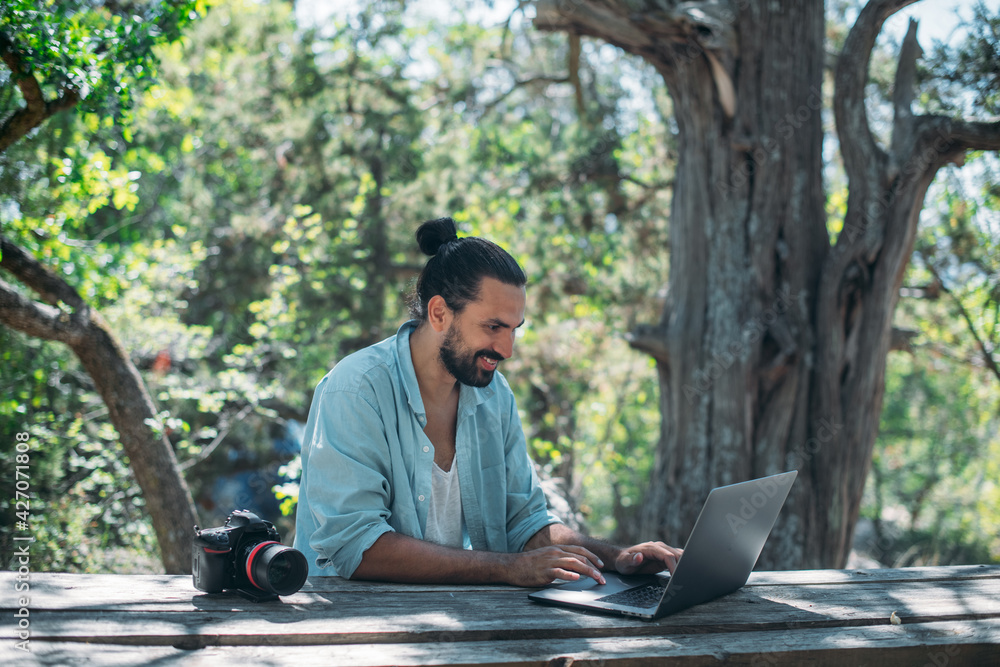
[395, 319, 496, 424]
[395, 320, 425, 421]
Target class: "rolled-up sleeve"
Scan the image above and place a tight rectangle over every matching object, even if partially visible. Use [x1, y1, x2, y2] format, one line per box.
[304, 383, 396, 578]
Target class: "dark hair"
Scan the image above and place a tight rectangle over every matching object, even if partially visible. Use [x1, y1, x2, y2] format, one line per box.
[409, 217, 526, 320]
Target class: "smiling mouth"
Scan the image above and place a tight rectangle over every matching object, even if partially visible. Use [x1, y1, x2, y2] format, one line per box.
[478, 355, 500, 371]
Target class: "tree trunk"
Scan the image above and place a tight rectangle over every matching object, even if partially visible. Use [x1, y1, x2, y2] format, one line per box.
[535, 0, 1000, 568]
[0, 236, 199, 574]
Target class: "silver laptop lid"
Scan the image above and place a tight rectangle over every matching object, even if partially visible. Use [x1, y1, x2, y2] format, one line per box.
[655, 470, 798, 615]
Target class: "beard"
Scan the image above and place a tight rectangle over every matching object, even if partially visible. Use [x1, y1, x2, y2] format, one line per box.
[439, 323, 503, 388]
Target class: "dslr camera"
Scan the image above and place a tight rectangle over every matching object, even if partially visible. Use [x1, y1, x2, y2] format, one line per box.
[192, 509, 308, 601]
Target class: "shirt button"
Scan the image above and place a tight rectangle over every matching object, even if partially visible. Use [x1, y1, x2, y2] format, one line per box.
[418, 495, 425, 502]
[423, 446, 429, 453]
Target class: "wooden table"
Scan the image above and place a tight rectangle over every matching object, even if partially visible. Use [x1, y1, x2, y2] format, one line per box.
[3, 565, 999, 665]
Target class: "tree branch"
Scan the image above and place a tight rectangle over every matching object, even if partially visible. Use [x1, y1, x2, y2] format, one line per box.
[834, 0, 918, 181]
[900, 115, 1000, 179]
[889, 326, 919, 352]
[0, 277, 80, 344]
[890, 18, 921, 163]
[945, 118, 1000, 152]
[926, 263, 1000, 387]
[533, 0, 738, 117]
[0, 235, 93, 345]
[0, 235, 89, 311]
[0, 38, 80, 153]
[625, 322, 670, 364]
[533, 0, 655, 54]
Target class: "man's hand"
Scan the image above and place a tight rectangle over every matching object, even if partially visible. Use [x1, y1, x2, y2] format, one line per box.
[613, 541, 683, 575]
[506, 545, 606, 587]
[524, 524, 683, 582]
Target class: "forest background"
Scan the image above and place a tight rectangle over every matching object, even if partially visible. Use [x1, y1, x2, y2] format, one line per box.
[1, 0, 998, 574]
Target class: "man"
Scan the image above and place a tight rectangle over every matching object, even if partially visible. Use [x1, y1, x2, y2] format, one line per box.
[293, 217, 681, 585]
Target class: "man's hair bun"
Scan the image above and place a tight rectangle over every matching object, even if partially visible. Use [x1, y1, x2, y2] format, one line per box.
[409, 214, 525, 321]
[416, 217, 460, 256]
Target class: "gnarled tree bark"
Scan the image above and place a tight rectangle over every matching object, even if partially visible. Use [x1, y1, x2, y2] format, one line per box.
[535, 0, 1000, 568]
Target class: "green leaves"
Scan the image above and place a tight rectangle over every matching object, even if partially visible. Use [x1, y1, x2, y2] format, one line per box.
[919, 2, 1000, 116]
[4, 0, 997, 571]
[1, 0, 203, 118]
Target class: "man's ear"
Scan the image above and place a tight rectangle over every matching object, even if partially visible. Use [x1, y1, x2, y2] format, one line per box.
[426, 295, 452, 333]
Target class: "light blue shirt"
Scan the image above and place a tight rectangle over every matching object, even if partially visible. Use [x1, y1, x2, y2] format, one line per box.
[292, 320, 559, 577]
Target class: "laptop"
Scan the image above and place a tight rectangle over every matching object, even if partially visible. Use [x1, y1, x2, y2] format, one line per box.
[528, 470, 797, 620]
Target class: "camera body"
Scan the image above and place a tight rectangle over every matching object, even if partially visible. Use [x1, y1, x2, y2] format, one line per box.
[192, 509, 307, 601]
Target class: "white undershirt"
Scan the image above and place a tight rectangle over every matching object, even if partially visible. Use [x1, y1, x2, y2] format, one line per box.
[424, 455, 467, 549]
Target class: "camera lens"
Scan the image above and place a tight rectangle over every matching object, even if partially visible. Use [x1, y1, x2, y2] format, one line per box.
[244, 541, 308, 596]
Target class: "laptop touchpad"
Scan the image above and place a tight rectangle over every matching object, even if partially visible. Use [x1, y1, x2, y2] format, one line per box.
[552, 576, 602, 591]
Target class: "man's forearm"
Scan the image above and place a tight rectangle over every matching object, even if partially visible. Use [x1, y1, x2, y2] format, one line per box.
[350, 527, 607, 586]
[350, 532, 515, 584]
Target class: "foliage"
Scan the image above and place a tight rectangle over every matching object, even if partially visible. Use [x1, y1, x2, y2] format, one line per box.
[920, 1, 999, 116]
[0, 0, 209, 571]
[0, 0, 206, 162]
[0, 326, 162, 572]
[1, 0, 998, 572]
[866, 347, 1000, 565]
[0, 0, 203, 110]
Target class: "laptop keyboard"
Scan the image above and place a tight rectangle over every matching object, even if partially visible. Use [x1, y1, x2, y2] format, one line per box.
[597, 583, 666, 608]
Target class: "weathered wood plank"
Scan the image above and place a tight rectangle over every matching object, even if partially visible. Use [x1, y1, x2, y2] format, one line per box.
[6, 619, 999, 667]
[4, 564, 996, 610]
[5, 566, 999, 613]
[13, 576, 1000, 647]
[744, 563, 1000, 586]
[5, 568, 998, 666]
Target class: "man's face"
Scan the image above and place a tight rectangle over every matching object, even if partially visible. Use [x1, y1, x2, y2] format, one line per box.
[439, 277, 526, 388]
